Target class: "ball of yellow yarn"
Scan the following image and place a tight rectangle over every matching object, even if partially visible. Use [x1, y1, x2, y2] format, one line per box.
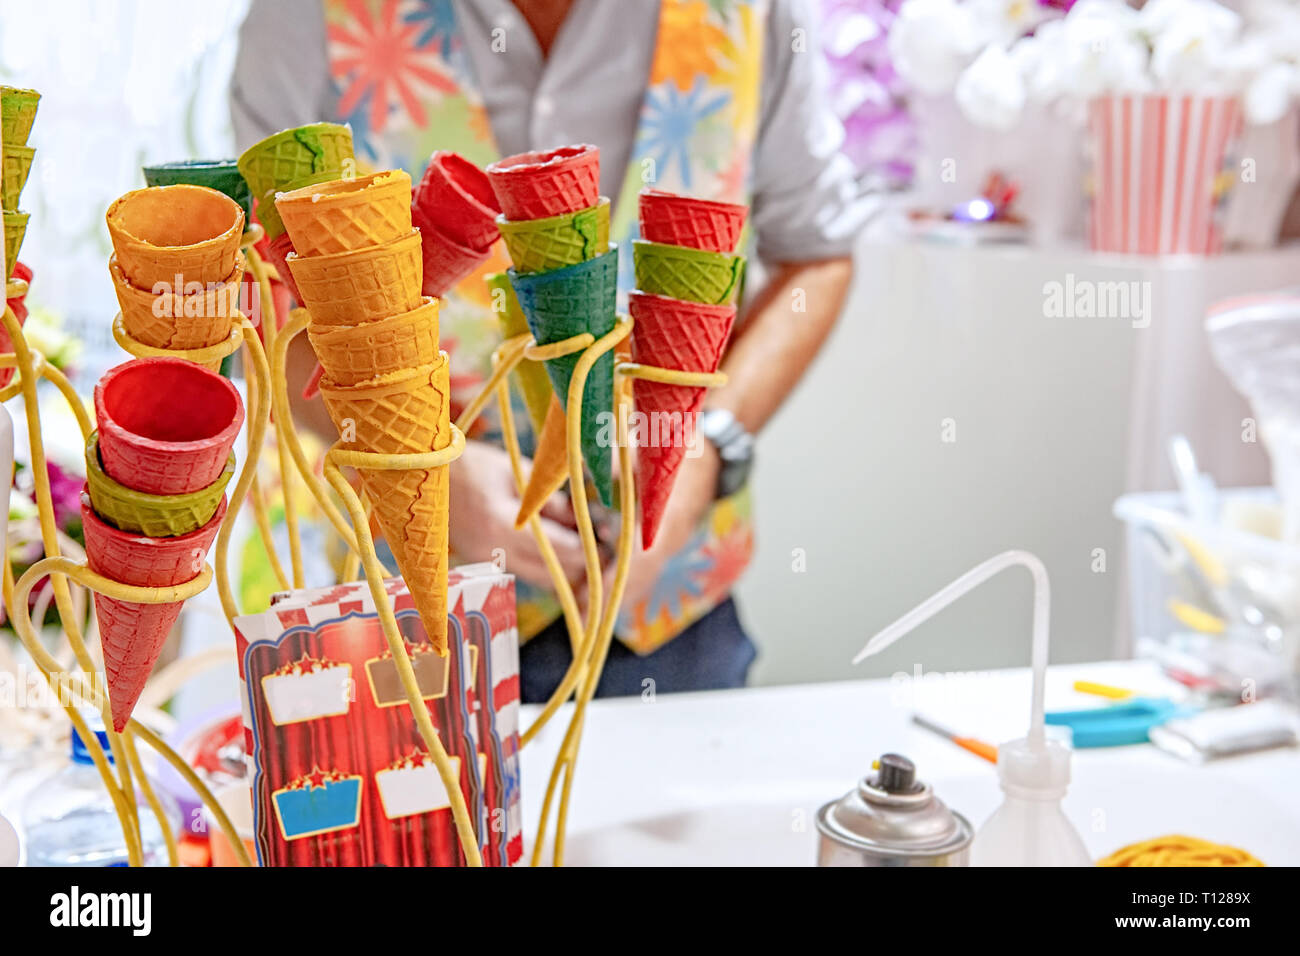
[1098, 834, 1265, 867]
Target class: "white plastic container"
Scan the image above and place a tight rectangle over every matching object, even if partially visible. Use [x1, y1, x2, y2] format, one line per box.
[970, 737, 1092, 867]
[1114, 487, 1300, 698]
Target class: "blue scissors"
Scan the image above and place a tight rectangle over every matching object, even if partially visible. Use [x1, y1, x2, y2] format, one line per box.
[1045, 698, 1190, 748]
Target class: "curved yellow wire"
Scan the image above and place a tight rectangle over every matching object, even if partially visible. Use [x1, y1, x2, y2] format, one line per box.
[322, 434, 483, 867]
[9, 555, 252, 867]
[112, 313, 244, 368]
[246, 244, 304, 587]
[269, 308, 379, 570]
[3, 299, 145, 864]
[213, 316, 272, 625]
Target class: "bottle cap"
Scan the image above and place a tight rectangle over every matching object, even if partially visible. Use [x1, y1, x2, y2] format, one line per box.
[71, 722, 114, 766]
[996, 736, 1072, 797]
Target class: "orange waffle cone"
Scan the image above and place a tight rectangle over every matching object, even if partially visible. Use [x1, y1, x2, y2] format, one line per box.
[110, 253, 242, 356]
[106, 185, 245, 289]
[287, 230, 423, 326]
[276, 170, 413, 257]
[514, 395, 568, 528]
[319, 359, 452, 654]
[81, 491, 227, 731]
[629, 292, 736, 549]
[307, 297, 440, 386]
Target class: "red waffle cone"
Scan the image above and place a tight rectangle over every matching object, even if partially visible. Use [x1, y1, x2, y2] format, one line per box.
[81, 492, 227, 731]
[638, 189, 747, 253]
[629, 292, 736, 549]
[264, 232, 301, 303]
[486, 144, 599, 221]
[413, 204, 490, 296]
[414, 150, 501, 252]
[94, 358, 245, 495]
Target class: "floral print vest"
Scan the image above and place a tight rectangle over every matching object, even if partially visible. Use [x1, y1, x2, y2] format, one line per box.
[323, 0, 766, 653]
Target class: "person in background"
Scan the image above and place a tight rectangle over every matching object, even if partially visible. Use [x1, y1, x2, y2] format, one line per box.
[231, 0, 874, 702]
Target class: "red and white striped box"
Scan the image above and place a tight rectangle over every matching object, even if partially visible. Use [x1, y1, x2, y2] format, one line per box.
[1087, 94, 1243, 255]
[233, 562, 522, 866]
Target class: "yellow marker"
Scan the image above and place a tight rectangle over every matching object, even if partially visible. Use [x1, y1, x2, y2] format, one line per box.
[1166, 598, 1226, 635]
[1073, 680, 1136, 700]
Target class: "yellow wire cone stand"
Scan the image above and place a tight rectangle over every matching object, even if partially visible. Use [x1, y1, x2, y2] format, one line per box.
[4, 275, 255, 867]
[7, 240, 726, 865]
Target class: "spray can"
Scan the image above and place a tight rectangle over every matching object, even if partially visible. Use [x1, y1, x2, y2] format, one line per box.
[816, 753, 973, 866]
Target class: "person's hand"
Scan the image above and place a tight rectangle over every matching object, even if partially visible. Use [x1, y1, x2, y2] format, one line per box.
[611, 443, 721, 615]
[449, 439, 587, 592]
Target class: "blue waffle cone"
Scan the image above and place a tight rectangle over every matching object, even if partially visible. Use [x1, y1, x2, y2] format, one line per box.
[508, 245, 618, 505]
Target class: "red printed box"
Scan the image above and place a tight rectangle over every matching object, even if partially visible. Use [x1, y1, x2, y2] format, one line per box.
[233, 563, 522, 866]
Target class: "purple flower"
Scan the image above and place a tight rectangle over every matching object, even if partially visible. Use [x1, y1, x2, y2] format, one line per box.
[820, 0, 916, 184]
[45, 461, 83, 532]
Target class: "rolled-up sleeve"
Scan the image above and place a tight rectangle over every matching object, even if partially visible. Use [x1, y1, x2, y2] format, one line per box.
[230, 0, 333, 152]
[751, 0, 878, 264]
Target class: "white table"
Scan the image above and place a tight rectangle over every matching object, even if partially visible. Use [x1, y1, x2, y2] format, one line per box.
[520, 661, 1300, 866]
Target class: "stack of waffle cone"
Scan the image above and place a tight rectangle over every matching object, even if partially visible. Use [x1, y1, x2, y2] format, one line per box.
[630, 189, 747, 549]
[105, 184, 246, 361]
[487, 145, 617, 521]
[1, 86, 39, 280]
[83, 357, 243, 729]
[279, 170, 452, 653]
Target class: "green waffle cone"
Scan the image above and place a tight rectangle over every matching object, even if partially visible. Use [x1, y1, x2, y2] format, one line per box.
[508, 245, 619, 505]
[2, 145, 34, 210]
[236, 122, 354, 198]
[497, 198, 609, 273]
[85, 432, 235, 537]
[143, 160, 254, 220]
[632, 239, 745, 305]
[4, 210, 28, 280]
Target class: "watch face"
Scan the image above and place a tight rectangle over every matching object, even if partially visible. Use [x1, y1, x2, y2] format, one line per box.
[717, 451, 753, 498]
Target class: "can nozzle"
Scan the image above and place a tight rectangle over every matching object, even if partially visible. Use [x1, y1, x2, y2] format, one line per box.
[875, 753, 919, 793]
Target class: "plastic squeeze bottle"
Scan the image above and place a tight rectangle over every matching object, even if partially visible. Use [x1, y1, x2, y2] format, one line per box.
[852, 550, 1093, 867]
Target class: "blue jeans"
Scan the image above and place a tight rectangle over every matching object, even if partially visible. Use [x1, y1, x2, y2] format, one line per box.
[520, 597, 756, 702]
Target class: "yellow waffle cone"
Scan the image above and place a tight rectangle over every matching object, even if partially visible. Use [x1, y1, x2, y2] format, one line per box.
[307, 296, 440, 386]
[106, 185, 245, 289]
[514, 395, 569, 529]
[319, 358, 452, 654]
[288, 231, 424, 326]
[110, 253, 242, 361]
[276, 170, 413, 258]
[2, 144, 35, 210]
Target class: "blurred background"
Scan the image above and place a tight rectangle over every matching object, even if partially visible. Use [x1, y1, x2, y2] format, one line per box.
[4, 0, 1300, 701]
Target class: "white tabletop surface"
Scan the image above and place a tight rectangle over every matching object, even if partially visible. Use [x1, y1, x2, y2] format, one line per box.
[520, 660, 1300, 866]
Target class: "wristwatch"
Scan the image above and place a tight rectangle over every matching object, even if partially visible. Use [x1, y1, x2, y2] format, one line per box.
[697, 408, 755, 499]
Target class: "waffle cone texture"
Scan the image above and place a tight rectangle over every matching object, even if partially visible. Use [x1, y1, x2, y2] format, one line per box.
[319, 358, 453, 654]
